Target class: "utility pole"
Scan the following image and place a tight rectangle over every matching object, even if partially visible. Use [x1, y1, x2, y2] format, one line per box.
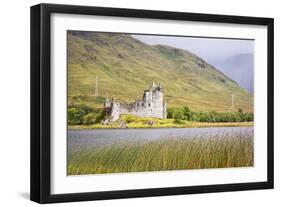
[95, 75, 98, 96]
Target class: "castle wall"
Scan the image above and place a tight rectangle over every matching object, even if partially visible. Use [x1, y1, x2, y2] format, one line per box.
[106, 83, 167, 121]
[110, 102, 121, 122]
[119, 90, 165, 119]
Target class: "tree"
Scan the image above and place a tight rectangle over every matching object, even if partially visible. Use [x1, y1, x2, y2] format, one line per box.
[67, 108, 85, 125]
[82, 113, 97, 125]
[182, 106, 192, 121]
[173, 109, 184, 121]
[167, 108, 175, 119]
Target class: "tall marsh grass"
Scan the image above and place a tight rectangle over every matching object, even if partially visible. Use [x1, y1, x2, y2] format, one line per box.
[68, 133, 253, 175]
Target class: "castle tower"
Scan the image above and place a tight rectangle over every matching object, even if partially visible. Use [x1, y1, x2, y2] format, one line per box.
[150, 81, 157, 90]
[111, 101, 121, 122]
[104, 92, 111, 107]
[163, 102, 167, 119]
[104, 82, 167, 122]
[158, 82, 163, 91]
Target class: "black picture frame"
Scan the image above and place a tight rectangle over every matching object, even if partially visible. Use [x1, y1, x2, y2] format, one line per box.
[30, 3, 274, 204]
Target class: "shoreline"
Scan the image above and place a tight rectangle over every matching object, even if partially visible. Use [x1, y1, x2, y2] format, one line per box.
[68, 121, 254, 130]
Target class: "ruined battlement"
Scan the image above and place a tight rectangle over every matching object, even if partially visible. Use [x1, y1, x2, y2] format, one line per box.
[104, 82, 167, 122]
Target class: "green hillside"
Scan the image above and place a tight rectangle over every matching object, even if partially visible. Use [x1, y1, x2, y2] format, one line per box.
[67, 31, 253, 112]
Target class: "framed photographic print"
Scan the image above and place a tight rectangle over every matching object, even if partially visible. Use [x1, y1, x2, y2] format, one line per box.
[30, 3, 274, 203]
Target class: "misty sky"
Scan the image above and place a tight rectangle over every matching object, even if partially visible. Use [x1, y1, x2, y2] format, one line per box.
[132, 34, 254, 93]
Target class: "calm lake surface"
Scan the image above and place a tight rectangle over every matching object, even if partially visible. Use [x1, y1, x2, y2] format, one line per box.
[68, 127, 253, 152]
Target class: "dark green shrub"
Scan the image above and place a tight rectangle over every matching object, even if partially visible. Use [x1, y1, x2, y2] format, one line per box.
[68, 104, 106, 125]
[167, 108, 175, 118]
[172, 109, 185, 120]
[182, 106, 192, 121]
[67, 107, 86, 125]
[82, 113, 97, 125]
[167, 106, 254, 123]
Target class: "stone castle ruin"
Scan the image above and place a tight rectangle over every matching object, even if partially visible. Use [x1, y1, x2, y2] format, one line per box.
[104, 82, 167, 122]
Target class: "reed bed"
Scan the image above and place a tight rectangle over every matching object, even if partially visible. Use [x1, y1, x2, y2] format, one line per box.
[68, 132, 253, 175]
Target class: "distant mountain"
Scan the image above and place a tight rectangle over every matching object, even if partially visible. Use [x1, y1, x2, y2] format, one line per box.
[213, 54, 254, 93]
[67, 31, 253, 112]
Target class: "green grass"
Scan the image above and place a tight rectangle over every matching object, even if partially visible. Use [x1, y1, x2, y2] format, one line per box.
[70, 121, 253, 129]
[68, 133, 253, 175]
[67, 32, 254, 112]
[69, 114, 254, 129]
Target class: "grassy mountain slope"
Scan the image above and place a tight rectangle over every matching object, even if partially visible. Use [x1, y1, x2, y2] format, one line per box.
[67, 31, 253, 112]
